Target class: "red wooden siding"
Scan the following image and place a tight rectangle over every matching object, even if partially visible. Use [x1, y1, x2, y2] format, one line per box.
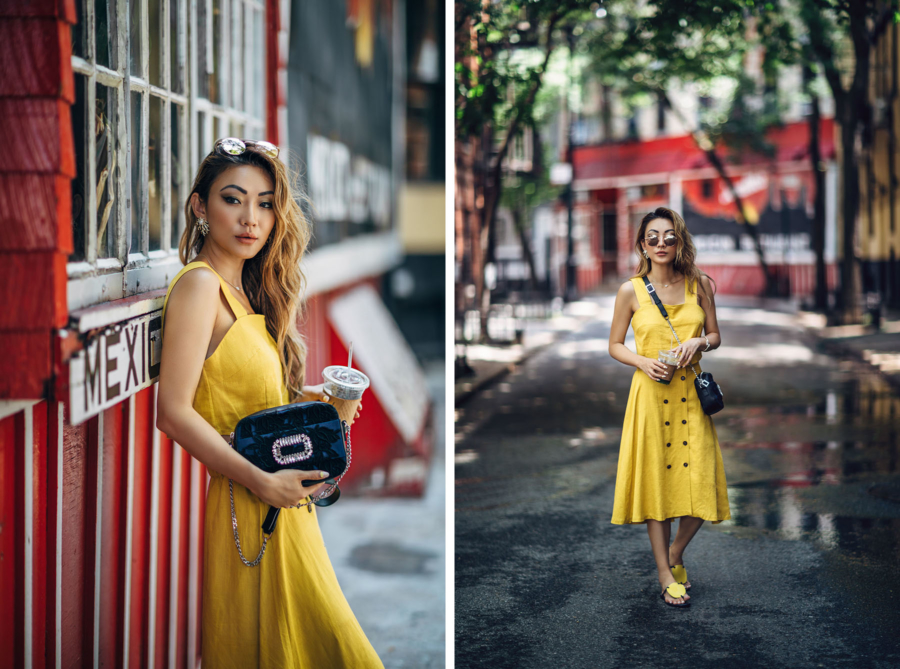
[0, 395, 209, 669]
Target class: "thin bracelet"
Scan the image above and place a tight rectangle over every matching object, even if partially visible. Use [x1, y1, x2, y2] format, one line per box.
[703, 335, 711, 352]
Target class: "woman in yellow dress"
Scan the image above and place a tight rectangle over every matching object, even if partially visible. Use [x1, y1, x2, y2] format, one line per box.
[608, 207, 730, 608]
[156, 138, 384, 667]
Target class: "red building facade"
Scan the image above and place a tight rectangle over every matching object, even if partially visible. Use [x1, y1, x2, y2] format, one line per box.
[566, 119, 840, 297]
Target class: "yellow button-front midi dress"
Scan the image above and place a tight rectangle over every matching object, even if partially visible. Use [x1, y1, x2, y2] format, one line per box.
[162, 261, 384, 669]
[611, 276, 730, 525]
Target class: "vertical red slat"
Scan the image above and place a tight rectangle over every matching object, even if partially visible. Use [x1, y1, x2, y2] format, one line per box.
[153, 431, 174, 669]
[0, 414, 18, 669]
[175, 448, 191, 669]
[128, 388, 153, 666]
[97, 403, 125, 666]
[195, 463, 207, 668]
[45, 402, 61, 668]
[59, 410, 91, 668]
[31, 401, 48, 669]
[13, 412, 25, 669]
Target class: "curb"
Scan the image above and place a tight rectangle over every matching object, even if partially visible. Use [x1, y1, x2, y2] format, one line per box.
[454, 338, 556, 406]
[799, 314, 900, 393]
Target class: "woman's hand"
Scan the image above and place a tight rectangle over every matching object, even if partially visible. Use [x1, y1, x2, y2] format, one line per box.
[638, 356, 671, 382]
[672, 338, 704, 368]
[302, 383, 363, 420]
[255, 469, 331, 508]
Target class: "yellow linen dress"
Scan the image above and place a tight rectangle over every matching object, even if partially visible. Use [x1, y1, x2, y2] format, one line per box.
[611, 277, 730, 525]
[162, 261, 383, 669]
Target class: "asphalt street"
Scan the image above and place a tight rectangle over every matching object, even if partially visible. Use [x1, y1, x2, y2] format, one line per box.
[455, 295, 900, 669]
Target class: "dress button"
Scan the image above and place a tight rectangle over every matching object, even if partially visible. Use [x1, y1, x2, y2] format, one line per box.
[682, 420, 687, 424]
[681, 376, 686, 381]
[665, 421, 670, 426]
[664, 399, 668, 404]
[667, 465, 672, 469]
[667, 443, 671, 447]
[684, 463, 688, 467]
[683, 441, 687, 445]
[682, 398, 686, 402]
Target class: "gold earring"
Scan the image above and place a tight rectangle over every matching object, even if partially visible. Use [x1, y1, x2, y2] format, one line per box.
[198, 218, 209, 236]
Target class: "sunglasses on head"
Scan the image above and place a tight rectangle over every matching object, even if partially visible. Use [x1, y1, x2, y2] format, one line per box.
[214, 137, 280, 159]
[644, 233, 678, 247]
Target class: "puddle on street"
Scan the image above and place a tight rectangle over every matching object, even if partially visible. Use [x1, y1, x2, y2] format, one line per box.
[720, 361, 900, 562]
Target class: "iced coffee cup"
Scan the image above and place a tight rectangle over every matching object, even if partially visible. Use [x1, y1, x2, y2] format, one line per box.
[656, 350, 679, 385]
[322, 365, 370, 426]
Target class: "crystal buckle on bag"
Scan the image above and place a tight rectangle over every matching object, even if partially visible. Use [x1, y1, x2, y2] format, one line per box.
[272, 433, 314, 465]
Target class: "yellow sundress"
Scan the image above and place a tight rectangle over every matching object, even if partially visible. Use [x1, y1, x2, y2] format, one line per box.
[162, 261, 383, 668]
[611, 277, 730, 525]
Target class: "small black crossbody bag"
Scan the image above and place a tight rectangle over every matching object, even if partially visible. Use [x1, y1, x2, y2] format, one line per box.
[642, 276, 724, 416]
[227, 401, 352, 567]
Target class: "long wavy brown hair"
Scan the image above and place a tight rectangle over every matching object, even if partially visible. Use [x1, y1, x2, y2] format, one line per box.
[632, 207, 716, 305]
[179, 146, 311, 401]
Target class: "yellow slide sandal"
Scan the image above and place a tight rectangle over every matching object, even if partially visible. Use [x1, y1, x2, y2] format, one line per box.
[671, 564, 690, 590]
[660, 582, 690, 608]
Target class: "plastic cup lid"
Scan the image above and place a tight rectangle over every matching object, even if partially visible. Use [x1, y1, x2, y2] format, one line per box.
[323, 365, 370, 399]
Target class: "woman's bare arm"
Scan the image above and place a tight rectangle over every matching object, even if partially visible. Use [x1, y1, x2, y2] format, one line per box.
[698, 275, 722, 350]
[609, 281, 669, 380]
[156, 269, 329, 506]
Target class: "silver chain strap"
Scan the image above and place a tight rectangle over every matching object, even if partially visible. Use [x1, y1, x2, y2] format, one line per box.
[228, 420, 352, 567]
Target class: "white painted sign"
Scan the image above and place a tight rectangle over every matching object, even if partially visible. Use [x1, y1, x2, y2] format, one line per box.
[69, 310, 163, 425]
[307, 134, 392, 227]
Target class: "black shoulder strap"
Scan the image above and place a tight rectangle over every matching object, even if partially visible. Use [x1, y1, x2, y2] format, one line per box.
[642, 276, 668, 319]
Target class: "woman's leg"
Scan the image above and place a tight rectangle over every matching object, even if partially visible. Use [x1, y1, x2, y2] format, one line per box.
[669, 516, 704, 587]
[647, 519, 689, 604]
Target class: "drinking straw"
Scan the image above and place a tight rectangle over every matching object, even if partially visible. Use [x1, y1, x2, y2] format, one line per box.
[347, 342, 353, 369]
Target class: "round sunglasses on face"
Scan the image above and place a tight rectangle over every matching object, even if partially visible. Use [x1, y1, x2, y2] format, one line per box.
[214, 137, 280, 159]
[645, 233, 678, 247]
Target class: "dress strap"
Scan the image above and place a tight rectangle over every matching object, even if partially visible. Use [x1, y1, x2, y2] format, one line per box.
[194, 261, 249, 319]
[162, 261, 248, 329]
[632, 277, 653, 307]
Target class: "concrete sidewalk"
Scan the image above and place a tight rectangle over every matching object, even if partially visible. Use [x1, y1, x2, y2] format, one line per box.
[454, 301, 605, 404]
[318, 360, 445, 669]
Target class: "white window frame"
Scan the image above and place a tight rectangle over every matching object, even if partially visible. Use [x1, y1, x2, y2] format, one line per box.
[68, 0, 267, 314]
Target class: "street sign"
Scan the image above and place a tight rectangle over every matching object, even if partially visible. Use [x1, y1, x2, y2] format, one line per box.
[69, 310, 163, 424]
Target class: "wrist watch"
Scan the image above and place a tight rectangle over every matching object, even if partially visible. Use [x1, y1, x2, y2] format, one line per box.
[702, 335, 711, 352]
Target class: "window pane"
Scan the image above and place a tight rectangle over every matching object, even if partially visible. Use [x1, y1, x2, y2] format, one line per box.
[243, 2, 251, 113]
[97, 84, 119, 259]
[171, 103, 184, 249]
[96, 0, 111, 68]
[214, 116, 226, 144]
[72, 0, 86, 59]
[255, 8, 264, 119]
[130, 0, 142, 76]
[149, 0, 161, 86]
[211, 0, 222, 103]
[171, 0, 184, 94]
[197, 112, 207, 164]
[130, 91, 143, 254]
[228, 119, 243, 140]
[70, 75, 87, 262]
[149, 96, 162, 251]
[232, 0, 243, 111]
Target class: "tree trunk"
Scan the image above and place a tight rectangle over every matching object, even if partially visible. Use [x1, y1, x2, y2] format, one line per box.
[839, 118, 863, 323]
[807, 78, 829, 312]
[511, 205, 540, 291]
